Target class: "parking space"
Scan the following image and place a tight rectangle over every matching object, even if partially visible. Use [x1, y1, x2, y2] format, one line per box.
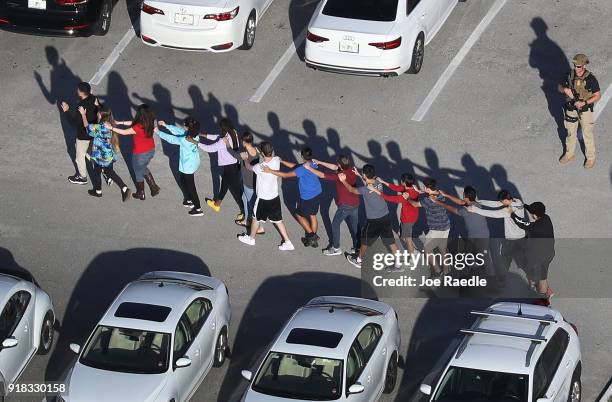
[0, 0, 611, 401]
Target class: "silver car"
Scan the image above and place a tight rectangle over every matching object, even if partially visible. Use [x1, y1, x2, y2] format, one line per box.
[241, 296, 401, 402]
[59, 271, 231, 402]
[0, 272, 55, 397]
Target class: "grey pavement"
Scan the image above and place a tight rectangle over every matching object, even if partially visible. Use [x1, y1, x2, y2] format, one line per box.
[0, 0, 611, 401]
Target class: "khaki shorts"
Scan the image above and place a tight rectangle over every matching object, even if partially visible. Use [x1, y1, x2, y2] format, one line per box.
[425, 229, 450, 251]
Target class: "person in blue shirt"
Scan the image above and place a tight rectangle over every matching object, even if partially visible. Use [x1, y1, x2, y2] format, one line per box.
[81, 106, 131, 202]
[263, 147, 322, 248]
[156, 117, 203, 217]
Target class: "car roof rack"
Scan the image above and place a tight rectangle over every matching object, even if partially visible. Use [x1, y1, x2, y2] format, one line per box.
[454, 305, 555, 367]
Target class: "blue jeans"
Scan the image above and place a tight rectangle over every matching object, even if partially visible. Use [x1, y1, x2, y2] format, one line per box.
[132, 150, 155, 182]
[242, 185, 255, 220]
[331, 204, 359, 249]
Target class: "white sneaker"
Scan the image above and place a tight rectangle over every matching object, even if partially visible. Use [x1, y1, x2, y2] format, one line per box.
[278, 241, 295, 251]
[238, 234, 255, 246]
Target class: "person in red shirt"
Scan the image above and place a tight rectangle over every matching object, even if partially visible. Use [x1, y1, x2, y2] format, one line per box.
[375, 174, 421, 255]
[305, 155, 360, 256]
[109, 104, 159, 200]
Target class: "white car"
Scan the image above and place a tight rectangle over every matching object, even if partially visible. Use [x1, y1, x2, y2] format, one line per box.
[0, 272, 55, 397]
[60, 271, 231, 402]
[240, 296, 401, 401]
[420, 302, 582, 402]
[305, 0, 460, 76]
[140, 0, 275, 51]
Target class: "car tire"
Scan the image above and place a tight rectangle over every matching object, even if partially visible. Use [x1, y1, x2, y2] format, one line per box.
[37, 311, 54, 355]
[407, 33, 425, 74]
[95, 0, 112, 36]
[240, 11, 256, 50]
[568, 369, 581, 402]
[213, 328, 228, 368]
[383, 352, 398, 394]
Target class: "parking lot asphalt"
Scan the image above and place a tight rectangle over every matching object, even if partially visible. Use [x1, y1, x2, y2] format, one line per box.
[0, 0, 611, 401]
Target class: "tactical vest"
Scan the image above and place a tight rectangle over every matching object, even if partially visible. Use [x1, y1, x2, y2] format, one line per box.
[569, 69, 594, 101]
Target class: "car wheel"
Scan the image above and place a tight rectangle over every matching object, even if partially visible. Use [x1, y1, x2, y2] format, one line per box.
[240, 12, 256, 50]
[95, 0, 112, 36]
[568, 373, 581, 402]
[407, 33, 424, 74]
[383, 352, 398, 394]
[213, 328, 228, 367]
[37, 311, 54, 355]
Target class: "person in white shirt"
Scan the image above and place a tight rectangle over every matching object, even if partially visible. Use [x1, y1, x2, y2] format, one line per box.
[468, 189, 526, 287]
[237, 142, 294, 251]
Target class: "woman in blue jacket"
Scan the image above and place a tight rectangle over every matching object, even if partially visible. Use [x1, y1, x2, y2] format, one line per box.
[156, 117, 203, 217]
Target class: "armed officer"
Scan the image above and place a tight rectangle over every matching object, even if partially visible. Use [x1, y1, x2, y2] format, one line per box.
[559, 54, 601, 169]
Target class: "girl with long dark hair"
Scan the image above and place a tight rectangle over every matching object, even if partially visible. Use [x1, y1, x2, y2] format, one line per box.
[156, 117, 204, 217]
[79, 106, 131, 202]
[199, 118, 244, 221]
[108, 104, 159, 200]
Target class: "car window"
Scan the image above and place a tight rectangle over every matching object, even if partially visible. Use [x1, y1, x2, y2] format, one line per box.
[323, 0, 399, 22]
[356, 324, 382, 363]
[532, 329, 570, 399]
[173, 316, 193, 363]
[0, 291, 31, 341]
[184, 298, 212, 336]
[406, 0, 422, 14]
[345, 341, 365, 390]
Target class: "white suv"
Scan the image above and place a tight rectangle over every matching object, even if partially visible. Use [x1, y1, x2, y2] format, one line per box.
[420, 302, 581, 402]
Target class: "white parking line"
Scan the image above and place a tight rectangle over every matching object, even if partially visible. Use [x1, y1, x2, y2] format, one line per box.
[89, 27, 136, 86]
[594, 82, 612, 122]
[249, 27, 307, 103]
[411, 0, 507, 122]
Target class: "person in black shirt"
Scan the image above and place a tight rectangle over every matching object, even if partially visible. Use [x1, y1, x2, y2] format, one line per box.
[508, 202, 555, 298]
[61, 82, 99, 185]
[558, 54, 601, 169]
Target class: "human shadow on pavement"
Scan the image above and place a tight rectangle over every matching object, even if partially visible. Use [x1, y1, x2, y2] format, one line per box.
[528, 17, 571, 154]
[34, 46, 83, 177]
[218, 271, 377, 402]
[44, 248, 211, 383]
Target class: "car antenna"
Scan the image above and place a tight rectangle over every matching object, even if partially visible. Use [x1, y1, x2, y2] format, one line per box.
[158, 281, 164, 288]
[517, 303, 523, 316]
[329, 306, 334, 313]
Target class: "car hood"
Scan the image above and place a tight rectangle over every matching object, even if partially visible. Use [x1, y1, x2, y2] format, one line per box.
[67, 363, 167, 402]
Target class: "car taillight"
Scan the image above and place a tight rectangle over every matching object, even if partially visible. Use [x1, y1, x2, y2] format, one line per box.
[369, 37, 402, 50]
[204, 6, 239, 21]
[64, 23, 89, 30]
[142, 3, 164, 15]
[0, 18, 9, 24]
[307, 31, 329, 43]
[56, 0, 87, 5]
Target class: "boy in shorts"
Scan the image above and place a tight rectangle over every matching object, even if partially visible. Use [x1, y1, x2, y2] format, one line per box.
[237, 142, 294, 251]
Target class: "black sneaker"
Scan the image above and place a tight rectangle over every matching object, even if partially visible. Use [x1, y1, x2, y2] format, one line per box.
[301, 235, 312, 247]
[87, 189, 102, 198]
[105, 175, 113, 187]
[310, 233, 319, 248]
[183, 200, 194, 208]
[121, 187, 132, 202]
[69, 175, 88, 185]
[189, 208, 204, 217]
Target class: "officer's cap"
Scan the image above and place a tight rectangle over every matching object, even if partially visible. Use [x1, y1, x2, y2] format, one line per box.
[572, 54, 589, 66]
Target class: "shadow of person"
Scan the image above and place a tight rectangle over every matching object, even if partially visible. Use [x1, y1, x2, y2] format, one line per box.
[217, 271, 377, 402]
[34, 46, 83, 175]
[44, 248, 212, 383]
[133, 83, 183, 191]
[288, 0, 320, 59]
[528, 17, 570, 153]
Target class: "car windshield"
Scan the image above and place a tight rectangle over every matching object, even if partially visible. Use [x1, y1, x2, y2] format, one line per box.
[80, 325, 170, 374]
[252, 352, 343, 400]
[322, 0, 399, 22]
[433, 366, 528, 402]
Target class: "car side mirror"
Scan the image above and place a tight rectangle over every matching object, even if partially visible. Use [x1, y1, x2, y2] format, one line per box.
[69, 343, 81, 354]
[420, 384, 432, 395]
[1, 337, 18, 349]
[241, 370, 253, 382]
[175, 357, 192, 368]
[348, 384, 365, 395]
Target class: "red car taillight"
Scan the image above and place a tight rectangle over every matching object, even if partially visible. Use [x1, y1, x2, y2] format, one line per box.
[306, 31, 329, 43]
[204, 6, 239, 21]
[142, 3, 164, 15]
[56, 0, 87, 5]
[369, 37, 402, 50]
[0, 18, 9, 24]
